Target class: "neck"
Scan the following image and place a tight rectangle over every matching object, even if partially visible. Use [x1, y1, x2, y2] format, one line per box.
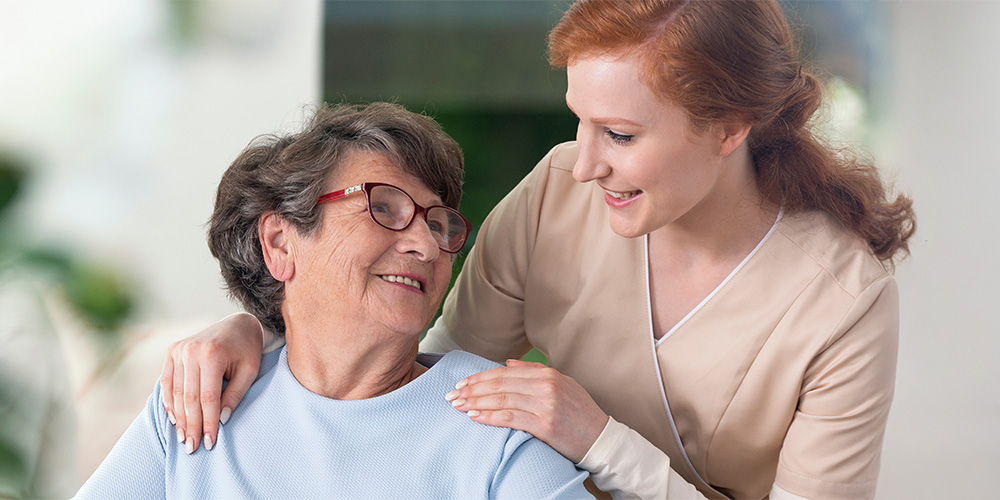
[283, 317, 427, 400]
[649, 151, 779, 263]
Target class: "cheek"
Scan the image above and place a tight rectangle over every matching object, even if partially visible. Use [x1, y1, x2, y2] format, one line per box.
[431, 261, 453, 300]
[310, 224, 380, 279]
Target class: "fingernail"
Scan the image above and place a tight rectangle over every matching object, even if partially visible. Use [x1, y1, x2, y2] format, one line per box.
[167, 411, 176, 425]
[451, 398, 466, 408]
[468, 410, 480, 418]
[455, 379, 467, 389]
[204, 434, 214, 451]
[444, 390, 459, 401]
[185, 437, 194, 455]
[220, 407, 232, 425]
[177, 428, 185, 444]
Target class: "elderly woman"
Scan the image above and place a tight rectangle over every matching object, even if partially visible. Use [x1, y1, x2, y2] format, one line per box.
[75, 103, 591, 499]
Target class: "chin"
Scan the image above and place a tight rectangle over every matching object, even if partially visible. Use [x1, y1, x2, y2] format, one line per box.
[609, 217, 649, 239]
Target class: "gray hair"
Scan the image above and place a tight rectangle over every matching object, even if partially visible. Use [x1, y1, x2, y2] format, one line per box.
[208, 102, 465, 335]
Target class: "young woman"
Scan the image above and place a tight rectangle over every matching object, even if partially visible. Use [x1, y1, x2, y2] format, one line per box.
[160, 1, 914, 498]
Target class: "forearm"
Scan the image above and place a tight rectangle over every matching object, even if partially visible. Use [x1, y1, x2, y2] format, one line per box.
[419, 316, 463, 354]
[577, 416, 706, 500]
[224, 312, 284, 353]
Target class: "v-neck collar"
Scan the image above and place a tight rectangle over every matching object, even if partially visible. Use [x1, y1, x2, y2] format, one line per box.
[651, 207, 784, 347]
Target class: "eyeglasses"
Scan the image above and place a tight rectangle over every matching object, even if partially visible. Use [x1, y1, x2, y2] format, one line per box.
[316, 182, 472, 254]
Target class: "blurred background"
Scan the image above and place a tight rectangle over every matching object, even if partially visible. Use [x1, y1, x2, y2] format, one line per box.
[0, 0, 996, 498]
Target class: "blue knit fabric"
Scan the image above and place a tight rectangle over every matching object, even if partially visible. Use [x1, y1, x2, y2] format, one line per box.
[75, 348, 592, 499]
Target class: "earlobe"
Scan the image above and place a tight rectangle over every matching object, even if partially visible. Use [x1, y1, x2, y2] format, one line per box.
[718, 121, 752, 157]
[259, 212, 295, 282]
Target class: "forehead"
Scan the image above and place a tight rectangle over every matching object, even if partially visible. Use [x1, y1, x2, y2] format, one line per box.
[330, 149, 442, 205]
[565, 55, 664, 122]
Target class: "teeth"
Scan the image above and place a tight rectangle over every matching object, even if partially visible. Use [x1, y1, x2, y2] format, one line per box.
[607, 190, 638, 200]
[380, 275, 422, 291]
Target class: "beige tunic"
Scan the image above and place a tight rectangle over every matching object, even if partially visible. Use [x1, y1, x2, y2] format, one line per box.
[433, 142, 899, 499]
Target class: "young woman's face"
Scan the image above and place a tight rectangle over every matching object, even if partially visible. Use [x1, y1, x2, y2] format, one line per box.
[566, 55, 728, 238]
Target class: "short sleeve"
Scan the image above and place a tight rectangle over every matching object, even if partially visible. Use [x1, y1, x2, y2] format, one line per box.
[775, 277, 899, 499]
[490, 431, 593, 500]
[439, 145, 566, 363]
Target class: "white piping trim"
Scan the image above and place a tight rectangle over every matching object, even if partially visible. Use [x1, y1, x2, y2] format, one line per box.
[654, 207, 784, 346]
[643, 236, 724, 497]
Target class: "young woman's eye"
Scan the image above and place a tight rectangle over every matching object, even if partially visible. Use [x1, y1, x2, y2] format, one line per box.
[606, 130, 634, 145]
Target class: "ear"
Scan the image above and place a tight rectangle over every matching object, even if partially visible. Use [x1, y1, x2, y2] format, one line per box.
[259, 212, 295, 282]
[716, 120, 752, 157]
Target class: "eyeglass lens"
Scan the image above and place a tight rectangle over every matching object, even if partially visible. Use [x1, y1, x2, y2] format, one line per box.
[368, 185, 467, 252]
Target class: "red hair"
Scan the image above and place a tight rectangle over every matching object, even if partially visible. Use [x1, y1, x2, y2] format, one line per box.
[549, 0, 915, 266]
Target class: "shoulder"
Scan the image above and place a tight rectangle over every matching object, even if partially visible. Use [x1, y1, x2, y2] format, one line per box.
[775, 210, 892, 298]
[515, 141, 585, 202]
[542, 141, 580, 172]
[432, 350, 503, 378]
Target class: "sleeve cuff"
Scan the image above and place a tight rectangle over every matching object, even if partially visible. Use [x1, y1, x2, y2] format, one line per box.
[577, 416, 706, 499]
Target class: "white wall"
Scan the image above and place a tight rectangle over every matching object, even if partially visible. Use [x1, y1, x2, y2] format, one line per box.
[0, 0, 321, 486]
[876, 2, 1000, 498]
[0, 0, 321, 323]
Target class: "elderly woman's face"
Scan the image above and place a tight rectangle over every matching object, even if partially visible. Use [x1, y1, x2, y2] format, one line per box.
[283, 150, 453, 340]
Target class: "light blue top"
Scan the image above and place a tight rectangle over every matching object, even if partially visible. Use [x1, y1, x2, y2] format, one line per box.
[75, 348, 592, 499]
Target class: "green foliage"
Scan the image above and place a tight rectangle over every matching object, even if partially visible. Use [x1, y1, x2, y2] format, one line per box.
[1, 151, 136, 336]
[0, 152, 27, 215]
[61, 260, 135, 334]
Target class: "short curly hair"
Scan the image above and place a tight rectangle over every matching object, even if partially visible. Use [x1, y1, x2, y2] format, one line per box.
[208, 102, 465, 335]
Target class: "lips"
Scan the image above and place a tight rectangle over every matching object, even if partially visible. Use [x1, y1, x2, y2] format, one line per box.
[378, 274, 423, 291]
[602, 187, 642, 208]
[605, 189, 640, 200]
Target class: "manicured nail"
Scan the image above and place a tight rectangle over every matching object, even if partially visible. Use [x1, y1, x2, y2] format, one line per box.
[444, 390, 459, 401]
[451, 398, 466, 408]
[455, 379, 467, 389]
[220, 407, 232, 425]
[177, 428, 185, 444]
[468, 410, 480, 418]
[167, 411, 176, 425]
[185, 437, 195, 455]
[204, 434, 214, 451]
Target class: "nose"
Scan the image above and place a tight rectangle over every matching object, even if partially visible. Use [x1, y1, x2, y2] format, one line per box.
[396, 214, 441, 262]
[572, 124, 610, 183]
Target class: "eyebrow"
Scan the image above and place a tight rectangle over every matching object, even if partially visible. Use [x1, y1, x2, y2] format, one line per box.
[565, 99, 643, 128]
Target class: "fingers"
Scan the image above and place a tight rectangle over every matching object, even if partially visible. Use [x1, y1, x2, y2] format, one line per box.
[445, 361, 610, 462]
[171, 347, 187, 444]
[198, 347, 225, 453]
[159, 346, 177, 425]
[466, 407, 544, 434]
[453, 363, 560, 399]
[181, 352, 203, 454]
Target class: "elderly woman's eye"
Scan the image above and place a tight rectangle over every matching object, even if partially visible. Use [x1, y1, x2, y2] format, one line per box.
[371, 202, 392, 214]
[426, 220, 446, 235]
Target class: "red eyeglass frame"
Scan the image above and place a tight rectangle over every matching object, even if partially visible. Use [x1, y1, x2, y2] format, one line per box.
[315, 182, 471, 254]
